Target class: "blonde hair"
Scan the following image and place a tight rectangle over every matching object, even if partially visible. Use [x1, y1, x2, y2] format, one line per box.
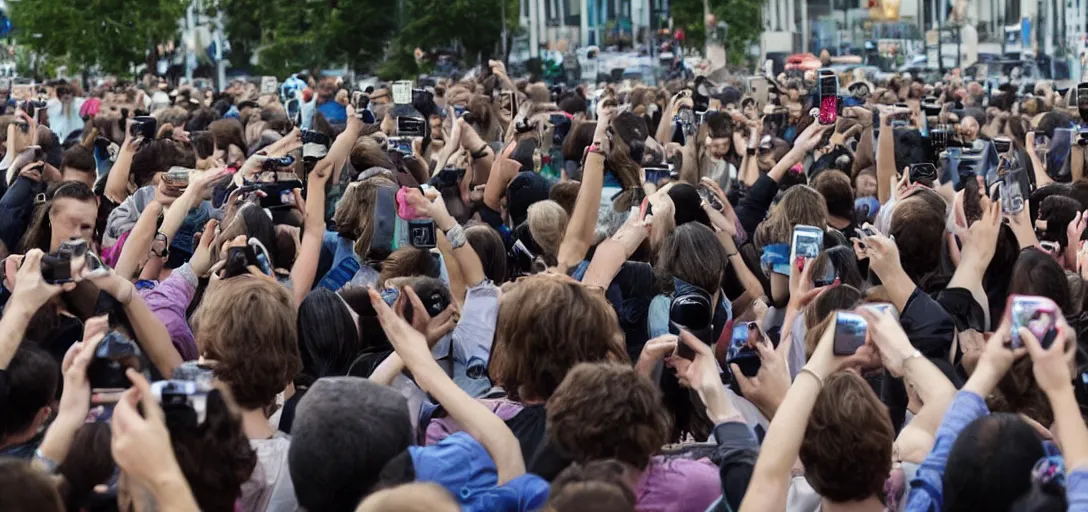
[527, 200, 569, 263]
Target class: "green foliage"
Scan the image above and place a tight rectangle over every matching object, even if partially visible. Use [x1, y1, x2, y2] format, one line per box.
[218, 0, 395, 76]
[10, 0, 188, 75]
[395, 0, 519, 66]
[670, 0, 762, 66]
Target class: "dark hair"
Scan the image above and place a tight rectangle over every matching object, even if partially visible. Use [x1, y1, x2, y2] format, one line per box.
[1008, 248, 1072, 313]
[1009, 480, 1068, 511]
[812, 170, 855, 220]
[208, 118, 246, 156]
[131, 139, 196, 187]
[466, 225, 508, 283]
[185, 107, 221, 133]
[549, 181, 580, 215]
[799, 371, 893, 503]
[19, 180, 97, 253]
[297, 289, 362, 382]
[60, 145, 96, 174]
[562, 121, 596, 163]
[654, 222, 729, 295]
[704, 111, 734, 139]
[548, 459, 637, 512]
[169, 390, 257, 512]
[289, 377, 413, 510]
[56, 423, 113, 511]
[0, 345, 58, 443]
[0, 458, 64, 512]
[378, 247, 437, 284]
[943, 413, 1045, 512]
[1038, 195, 1081, 248]
[557, 93, 588, 116]
[812, 246, 864, 289]
[546, 363, 671, 469]
[890, 189, 947, 286]
[190, 131, 217, 160]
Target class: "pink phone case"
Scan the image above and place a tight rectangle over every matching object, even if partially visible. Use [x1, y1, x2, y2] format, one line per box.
[396, 187, 422, 220]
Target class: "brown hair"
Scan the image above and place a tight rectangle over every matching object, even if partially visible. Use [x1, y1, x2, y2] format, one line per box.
[889, 189, 948, 285]
[0, 459, 64, 512]
[192, 276, 301, 410]
[332, 175, 398, 258]
[466, 224, 508, 283]
[548, 459, 638, 512]
[379, 247, 436, 283]
[490, 276, 629, 402]
[799, 371, 894, 503]
[546, 363, 671, 469]
[812, 171, 855, 220]
[755, 185, 829, 249]
[550, 181, 581, 215]
[209, 118, 246, 155]
[351, 136, 395, 172]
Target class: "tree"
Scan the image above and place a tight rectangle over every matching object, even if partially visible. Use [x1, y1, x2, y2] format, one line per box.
[216, 0, 393, 77]
[396, 0, 518, 65]
[670, 0, 762, 67]
[10, 0, 188, 75]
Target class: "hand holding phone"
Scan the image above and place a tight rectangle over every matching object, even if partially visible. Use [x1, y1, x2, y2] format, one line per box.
[817, 69, 839, 125]
[832, 312, 869, 356]
[1007, 295, 1059, 349]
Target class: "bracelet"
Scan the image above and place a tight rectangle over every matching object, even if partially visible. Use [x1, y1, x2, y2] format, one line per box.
[798, 367, 825, 388]
[445, 224, 467, 249]
[901, 350, 925, 371]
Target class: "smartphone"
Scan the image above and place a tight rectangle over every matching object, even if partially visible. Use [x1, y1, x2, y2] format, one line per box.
[300, 129, 332, 147]
[908, 163, 938, 184]
[817, 69, 839, 125]
[260, 76, 278, 95]
[392, 80, 413, 105]
[812, 258, 837, 287]
[832, 311, 869, 356]
[247, 238, 275, 276]
[747, 76, 770, 111]
[861, 302, 900, 320]
[1000, 172, 1025, 215]
[697, 183, 724, 211]
[285, 98, 301, 124]
[162, 167, 191, 189]
[261, 155, 295, 171]
[408, 219, 438, 249]
[429, 167, 466, 189]
[790, 225, 824, 274]
[397, 116, 428, 138]
[499, 90, 516, 117]
[388, 136, 413, 156]
[130, 116, 157, 139]
[1007, 295, 1060, 349]
[993, 136, 1012, 153]
[727, 322, 763, 395]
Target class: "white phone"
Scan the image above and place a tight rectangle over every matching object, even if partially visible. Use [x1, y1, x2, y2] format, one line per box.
[260, 76, 278, 95]
[392, 80, 413, 105]
[789, 225, 825, 276]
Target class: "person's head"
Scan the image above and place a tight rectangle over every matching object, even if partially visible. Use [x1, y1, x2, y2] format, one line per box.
[190, 130, 217, 161]
[297, 288, 362, 381]
[889, 188, 948, 286]
[167, 390, 257, 512]
[355, 483, 459, 512]
[490, 275, 629, 402]
[378, 247, 438, 283]
[59, 146, 96, 188]
[0, 459, 64, 512]
[548, 459, 637, 512]
[557, 93, 588, 118]
[811, 246, 864, 289]
[942, 413, 1046, 511]
[547, 363, 671, 469]
[527, 200, 569, 264]
[130, 138, 195, 188]
[655, 222, 728, 294]
[799, 371, 893, 503]
[704, 112, 734, 159]
[1008, 248, 1073, 313]
[20, 181, 98, 253]
[191, 276, 301, 411]
[812, 171, 854, 222]
[0, 345, 58, 449]
[1038, 195, 1081, 249]
[208, 118, 246, 164]
[607, 112, 648, 210]
[755, 185, 829, 249]
[289, 377, 413, 510]
[562, 121, 597, 164]
[350, 137, 395, 172]
[465, 224, 508, 283]
[855, 169, 877, 198]
[333, 175, 399, 259]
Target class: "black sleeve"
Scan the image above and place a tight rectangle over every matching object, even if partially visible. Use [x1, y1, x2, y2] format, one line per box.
[735, 174, 779, 238]
[901, 288, 957, 359]
[935, 287, 986, 334]
[0, 176, 43, 251]
[712, 422, 759, 512]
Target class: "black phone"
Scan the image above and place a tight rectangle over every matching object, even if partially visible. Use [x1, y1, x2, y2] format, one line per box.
[993, 136, 1012, 153]
[908, 163, 938, 184]
[300, 129, 332, 147]
[130, 116, 157, 139]
[429, 167, 466, 189]
[1077, 82, 1088, 122]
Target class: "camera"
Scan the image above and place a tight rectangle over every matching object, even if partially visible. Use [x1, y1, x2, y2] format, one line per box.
[152, 380, 210, 427]
[87, 330, 143, 391]
[130, 116, 158, 139]
[396, 115, 428, 138]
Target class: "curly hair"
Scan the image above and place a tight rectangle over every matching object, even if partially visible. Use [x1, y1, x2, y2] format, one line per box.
[192, 276, 301, 410]
[546, 363, 671, 469]
[548, 459, 637, 512]
[490, 276, 629, 402]
[799, 371, 894, 503]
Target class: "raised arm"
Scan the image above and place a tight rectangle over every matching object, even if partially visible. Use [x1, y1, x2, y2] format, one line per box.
[105, 121, 138, 204]
[876, 109, 896, 205]
[371, 287, 525, 484]
[405, 188, 485, 287]
[557, 107, 613, 270]
[947, 198, 1001, 328]
[1024, 132, 1053, 188]
[290, 158, 332, 306]
[1022, 318, 1088, 470]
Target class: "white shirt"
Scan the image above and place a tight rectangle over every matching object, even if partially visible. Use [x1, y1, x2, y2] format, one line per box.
[46, 97, 87, 143]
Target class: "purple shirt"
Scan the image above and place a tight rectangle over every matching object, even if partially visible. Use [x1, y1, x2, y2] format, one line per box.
[635, 456, 721, 512]
[139, 263, 199, 361]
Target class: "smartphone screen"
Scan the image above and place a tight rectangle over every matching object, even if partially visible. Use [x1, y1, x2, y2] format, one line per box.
[832, 312, 868, 356]
[908, 163, 938, 184]
[790, 225, 824, 273]
[1001, 171, 1025, 214]
[500, 91, 516, 117]
[818, 70, 839, 125]
[1008, 295, 1059, 349]
[392, 81, 413, 105]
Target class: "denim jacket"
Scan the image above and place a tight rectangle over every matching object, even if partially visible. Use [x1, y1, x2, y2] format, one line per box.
[648, 278, 733, 342]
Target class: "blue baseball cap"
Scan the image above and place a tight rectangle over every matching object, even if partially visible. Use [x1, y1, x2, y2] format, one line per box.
[409, 432, 549, 512]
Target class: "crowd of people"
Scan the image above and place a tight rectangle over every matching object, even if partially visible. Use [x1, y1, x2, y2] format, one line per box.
[0, 56, 1087, 512]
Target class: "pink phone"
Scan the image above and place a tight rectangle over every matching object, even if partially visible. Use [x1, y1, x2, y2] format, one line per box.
[1007, 295, 1059, 349]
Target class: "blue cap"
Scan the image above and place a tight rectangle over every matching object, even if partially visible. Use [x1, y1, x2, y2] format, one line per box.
[409, 432, 549, 512]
